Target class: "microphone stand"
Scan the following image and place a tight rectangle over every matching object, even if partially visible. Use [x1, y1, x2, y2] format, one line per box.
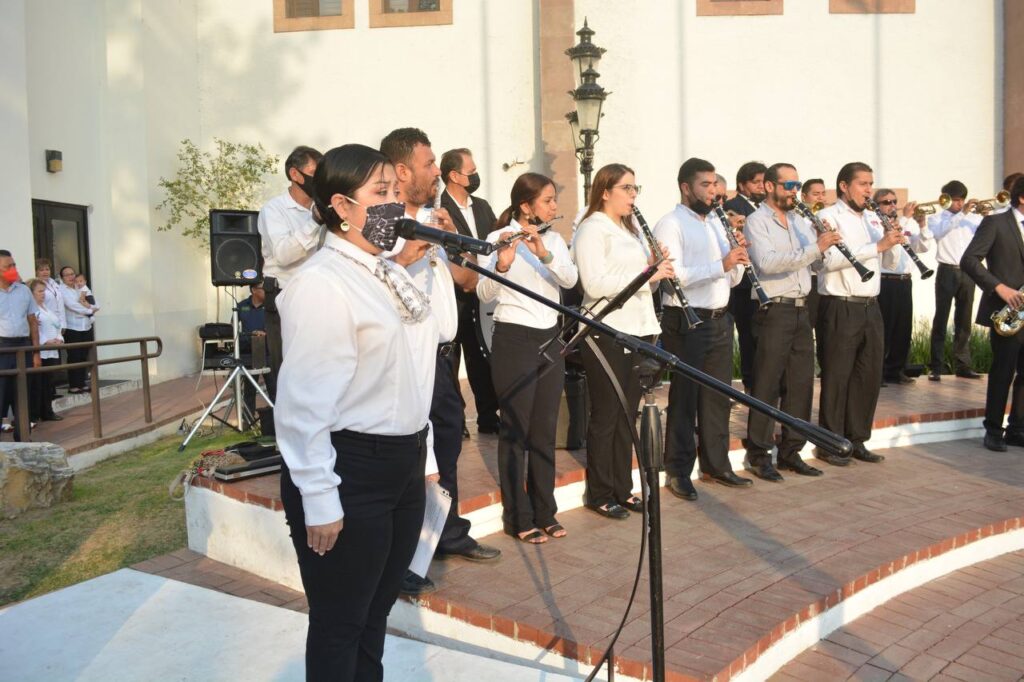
[447, 249, 852, 682]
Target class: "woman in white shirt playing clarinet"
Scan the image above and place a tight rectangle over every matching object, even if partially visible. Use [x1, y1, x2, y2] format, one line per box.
[478, 173, 578, 544]
[275, 143, 456, 681]
[572, 163, 675, 521]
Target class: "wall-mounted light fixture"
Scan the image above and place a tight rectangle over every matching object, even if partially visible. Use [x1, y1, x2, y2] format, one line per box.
[45, 150, 63, 173]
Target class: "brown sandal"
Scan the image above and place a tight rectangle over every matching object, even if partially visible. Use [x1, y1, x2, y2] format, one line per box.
[516, 529, 547, 544]
[543, 524, 567, 539]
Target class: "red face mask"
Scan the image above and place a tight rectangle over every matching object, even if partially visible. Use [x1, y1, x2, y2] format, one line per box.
[1, 267, 19, 284]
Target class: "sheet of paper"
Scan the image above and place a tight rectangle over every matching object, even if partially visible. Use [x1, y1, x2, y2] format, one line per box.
[408, 480, 452, 578]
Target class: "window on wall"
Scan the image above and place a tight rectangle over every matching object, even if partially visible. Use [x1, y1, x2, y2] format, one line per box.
[829, 0, 915, 12]
[369, 0, 452, 28]
[696, 0, 784, 16]
[273, 0, 354, 32]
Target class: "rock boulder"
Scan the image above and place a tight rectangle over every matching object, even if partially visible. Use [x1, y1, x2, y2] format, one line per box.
[0, 442, 75, 518]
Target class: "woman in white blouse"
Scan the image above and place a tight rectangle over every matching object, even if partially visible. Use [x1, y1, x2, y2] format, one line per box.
[572, 164, 674, 520]
[478, 173, 578, 544]
[27, 279, 63, 422]
[59, 266, 98, 394]
[274, 143, 455, 681]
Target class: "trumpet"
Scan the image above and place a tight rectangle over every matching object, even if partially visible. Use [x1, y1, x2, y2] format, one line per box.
[492, 217, 561, 250]
[970, 191, 1011, 214]
[866, 198, 934, 279]
[809, 201, 825, 213]
[913, 193, 953, 217]
[991, 286, 1024, 336]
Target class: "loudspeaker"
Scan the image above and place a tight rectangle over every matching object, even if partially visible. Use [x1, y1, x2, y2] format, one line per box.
[210, 210, 261, 286]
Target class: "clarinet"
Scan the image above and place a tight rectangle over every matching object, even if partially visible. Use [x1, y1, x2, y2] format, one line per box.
[794, 200, 875, 283]
[712, 205, 772, 309]
[865, 198, 935, 279]
[632, 206, 702, 329]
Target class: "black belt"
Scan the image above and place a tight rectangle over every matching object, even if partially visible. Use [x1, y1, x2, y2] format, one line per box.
[693, 307, 728, 319]
[882, 273, 912, 281]
[938, 263, 960, 270]
[826, 295, 876, 305]
[334, 425, 430, 448]
[0, 336, 30, 344]
[769, 297, 807, 307]
[438, 342, 454, 357]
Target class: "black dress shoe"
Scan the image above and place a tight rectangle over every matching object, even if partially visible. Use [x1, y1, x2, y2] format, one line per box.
[436, 543, 501, 562]
[956, 369, 982, 379]
[620, 496, 644, 513]
[587, 503, 630, 520]
[928, 370, 941, 382]
[400, 571, 436, 596]
[477, 424, 500, 435]
[852, 448, 885, 463]
[745, 460, 783, 482]
[42, 414, 64, 422]
[815, 450, 851, 467]
[1005, 432, 1024, 447]
[666, 476, 698, 501]
[777, 458, 824, 476]
[984, 432, 1008, 452]
[710, 471, 754, 488]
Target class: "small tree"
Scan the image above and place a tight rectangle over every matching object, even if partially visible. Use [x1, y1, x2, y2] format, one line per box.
[156, 138, 278, 247]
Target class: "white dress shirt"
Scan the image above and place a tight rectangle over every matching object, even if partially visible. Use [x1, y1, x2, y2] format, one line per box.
[652, 204, 743, 310]
[275, 233, 448, 526]
[257, 189, 320, 287]
[445, 188, 477, 237]
[882, 215, 934, 275]
[817, 200, 897, 297]
[572, 211, 661, 336]
[62, 284, 96, 332]
[928, 209, 982, 265]
[41, 278, 65, 330]
[477, 226, 578, 329]
[1014, 208, 1024, 241]
[744, 203, 820, 299]
[34, 307, 63, 359]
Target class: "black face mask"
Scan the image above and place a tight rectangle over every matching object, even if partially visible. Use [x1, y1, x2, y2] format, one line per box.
[464, 172, 481, 195]
[691, 198, 714, 216]
[360, 202, 406, 252]
[295, 170, 315, 198]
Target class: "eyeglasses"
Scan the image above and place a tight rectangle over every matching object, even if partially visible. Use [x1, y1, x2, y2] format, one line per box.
[777, 181, 803, 191]
[615, 184, 642, 195]
[878, 199, 898, 206]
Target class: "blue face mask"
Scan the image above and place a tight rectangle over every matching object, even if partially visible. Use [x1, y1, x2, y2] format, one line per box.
[346, 199, 405, 251]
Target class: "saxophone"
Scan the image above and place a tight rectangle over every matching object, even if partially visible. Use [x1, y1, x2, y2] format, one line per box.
[991, 289, 1024, 336]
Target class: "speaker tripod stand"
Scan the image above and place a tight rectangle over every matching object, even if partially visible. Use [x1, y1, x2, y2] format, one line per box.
[179, 291, 273, 451]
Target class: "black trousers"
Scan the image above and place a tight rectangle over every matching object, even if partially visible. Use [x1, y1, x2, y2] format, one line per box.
[64, 327, 94, 389]
[264, 306, 283, 402]
[452, 299, 499, 431]
[580, 330, 647, 507]
[490, 322, 562, 534]
[817, 297, 884, 448]
[984, 328, 1024, 435]
[280, 428, 426, 682]
[661, 308, 735, 479]
[930, 263, 976, 374]
[432, 350, 475, 552]
[29, 357, 59, 421]
[729, 280, 758, 391]
[0, 336, 30, 441]
[879, 276, 913, 380]
[745, 303, 814, 465]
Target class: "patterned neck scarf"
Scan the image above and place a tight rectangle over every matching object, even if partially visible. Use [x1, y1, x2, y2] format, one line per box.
[327, 245, 431, 325]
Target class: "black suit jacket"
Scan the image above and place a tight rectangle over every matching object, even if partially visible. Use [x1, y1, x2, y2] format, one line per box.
[440, 190, 498, 239]
[724, 194, 759, 218]
[960, 210, 1024, 327]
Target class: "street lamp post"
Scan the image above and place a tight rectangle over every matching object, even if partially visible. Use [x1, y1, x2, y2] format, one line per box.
[565, 19, 608, 201]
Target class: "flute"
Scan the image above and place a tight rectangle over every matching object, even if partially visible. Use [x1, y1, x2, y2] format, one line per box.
[793, 200, 874, 283]
[865, 198, 934, 279]
[493, 217, 561, 250]
[712, 204, 772, 309]
[631, 206, 702, 329]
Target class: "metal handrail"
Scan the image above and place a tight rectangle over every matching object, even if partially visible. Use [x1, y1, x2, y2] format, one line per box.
[0, 336, 163, 441]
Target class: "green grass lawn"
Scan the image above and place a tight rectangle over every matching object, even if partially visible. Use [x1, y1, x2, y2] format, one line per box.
[0, 429, 254, 606]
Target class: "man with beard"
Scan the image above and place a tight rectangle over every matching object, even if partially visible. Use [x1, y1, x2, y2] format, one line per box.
[874, 188, 933, 386]
[380, 128, 500, 597]
[814, 162, 903, 466]
[258, 145, 323, 401]
[725, 161, 768, 393]
[656, 157, 753, 501]
[742, 164, 842, 481]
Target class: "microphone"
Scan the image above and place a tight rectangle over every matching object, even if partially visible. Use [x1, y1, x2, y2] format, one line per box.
[393, 219, 496, 256]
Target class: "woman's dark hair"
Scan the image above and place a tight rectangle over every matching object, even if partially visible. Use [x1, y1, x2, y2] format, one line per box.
[59, 266, 75, 278]
[496, 173, 554, 229]
[311, 144, 390, 230]
[582, 163, 637, 235]
[836, 162, 873, 199]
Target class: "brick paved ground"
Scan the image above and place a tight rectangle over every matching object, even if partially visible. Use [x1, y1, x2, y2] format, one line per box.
[774, 550, 1024, 682]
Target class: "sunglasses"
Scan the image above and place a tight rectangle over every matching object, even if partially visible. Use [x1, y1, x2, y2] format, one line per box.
[878, 199, 898, 206]
[776, 181, 803, 191]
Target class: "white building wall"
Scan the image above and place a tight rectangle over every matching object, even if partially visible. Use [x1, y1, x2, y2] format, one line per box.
[575, 0, 1001, 330]
[1, 0, 36, 264]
